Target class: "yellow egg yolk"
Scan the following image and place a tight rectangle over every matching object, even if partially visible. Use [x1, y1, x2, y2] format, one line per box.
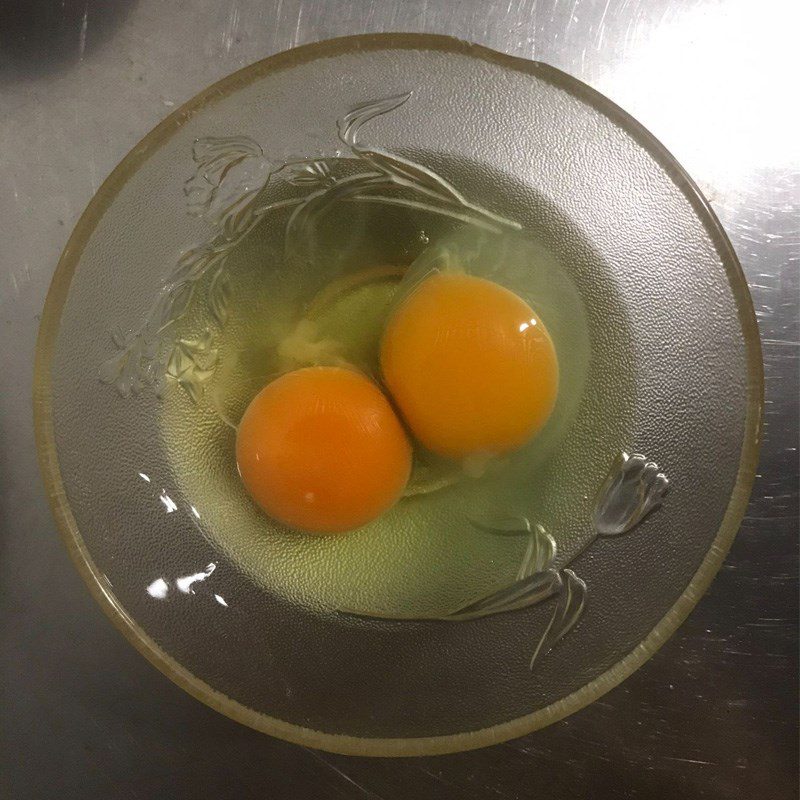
[236, 367, 412, 533]
[380, 272, 559, 460]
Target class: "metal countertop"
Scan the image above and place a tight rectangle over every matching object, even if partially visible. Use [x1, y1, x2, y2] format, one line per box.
[1, 1, 797, 798]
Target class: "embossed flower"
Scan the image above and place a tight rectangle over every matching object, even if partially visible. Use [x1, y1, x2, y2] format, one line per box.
[184, 136, 274, 237]
[594, 452, 669, 536]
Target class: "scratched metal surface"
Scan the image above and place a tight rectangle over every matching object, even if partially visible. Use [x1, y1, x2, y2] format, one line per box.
[0, 1, 797, 798]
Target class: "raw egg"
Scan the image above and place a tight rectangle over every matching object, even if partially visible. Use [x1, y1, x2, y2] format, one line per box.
[381, 272, 559, 460]
[236, 366, 412, 533]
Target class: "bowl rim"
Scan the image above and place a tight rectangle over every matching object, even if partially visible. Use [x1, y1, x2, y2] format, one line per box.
[33, 32, 764, 757]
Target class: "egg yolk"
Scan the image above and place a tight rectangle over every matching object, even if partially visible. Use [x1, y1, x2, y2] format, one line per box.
[380, 272, 559, 460]
[236, 366, 412, 533]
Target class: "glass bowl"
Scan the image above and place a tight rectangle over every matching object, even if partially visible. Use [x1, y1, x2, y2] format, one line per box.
[34, 33, 762, 756]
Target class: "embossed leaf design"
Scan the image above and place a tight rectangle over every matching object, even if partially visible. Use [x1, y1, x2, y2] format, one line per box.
[179, 376, 204, 405]
[208, 268, 231, 326]
[337, 91, 413, 146]
[353, 146, 467, 205]
[220, 194, 259, 239]
[181, 329, 214, 355]
[471, 517, 557, 581]
[518, 523, 557, 580]
[185, 136, 274, 234]
[191, 135, 263, 171]
[166, 343, 194, 379]
[164, 334, 218, 402]
[284, 172, 388, 258]
[470, 515, 532, 536]
[286, 160, 333, 187]
[142, 354, 168, 396]
[530, 569, 587, 668]
[594, 452, 669, 536]
[447, 570, 563, 620]
[172, 243, 226, 284]
[141, 283, 194, 343]
[98, 351, 127, 390]
[110, 326, 133, 349]
[118, 343, 143, 396]
[164, 282, 194, 323]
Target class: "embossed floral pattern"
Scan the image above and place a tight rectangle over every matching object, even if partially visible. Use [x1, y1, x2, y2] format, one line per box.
[184, 136, 275, 237]
[100, 92, 519, 402]
[342, 451, 668, 671]
[594, 451, 669, 536]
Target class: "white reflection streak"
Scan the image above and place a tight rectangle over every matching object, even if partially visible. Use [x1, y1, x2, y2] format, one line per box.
[176, 563, 216, 594]
[159, 490, 178, 513]
[214, 594, 229, 607]
[138, 472, 151, 483]
[146, 577, 169, 599]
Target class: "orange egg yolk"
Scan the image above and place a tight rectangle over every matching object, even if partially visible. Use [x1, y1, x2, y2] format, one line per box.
[236, 366, 412, 533]
[381, 272, 559, 460]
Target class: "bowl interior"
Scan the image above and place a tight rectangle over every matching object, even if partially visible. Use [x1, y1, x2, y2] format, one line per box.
[37, 35, 760, 755]
[161, 171, 606, 617]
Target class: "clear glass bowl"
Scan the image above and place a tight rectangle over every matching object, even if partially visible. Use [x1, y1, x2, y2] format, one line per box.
[34, 33, 762, 756]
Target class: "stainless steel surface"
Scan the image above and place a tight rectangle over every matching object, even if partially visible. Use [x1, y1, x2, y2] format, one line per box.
[1, 0, 796, 797]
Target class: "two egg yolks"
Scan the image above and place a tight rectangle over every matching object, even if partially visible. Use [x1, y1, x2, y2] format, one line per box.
[236, 273, 559, 533]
